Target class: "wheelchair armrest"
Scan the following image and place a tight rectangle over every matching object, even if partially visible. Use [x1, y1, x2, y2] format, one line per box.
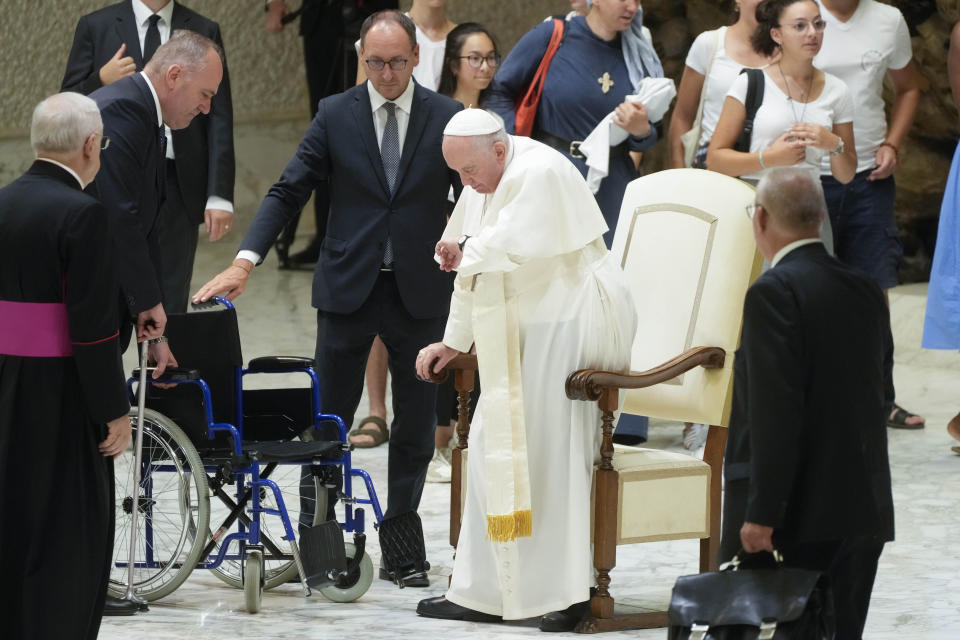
[246, 356, 314, 373]
[131, 366, 201, 381]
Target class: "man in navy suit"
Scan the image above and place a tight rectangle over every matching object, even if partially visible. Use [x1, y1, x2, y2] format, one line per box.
[63, 0, 235, 314]
[720, 168, 895, 639]
[195, 10, 461, 586]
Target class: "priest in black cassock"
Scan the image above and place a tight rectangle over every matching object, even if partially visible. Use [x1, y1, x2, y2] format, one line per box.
[0, 93, 131, 639]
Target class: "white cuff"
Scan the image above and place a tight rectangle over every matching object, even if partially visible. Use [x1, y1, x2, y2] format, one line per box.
[205, 196, 234, 213]
[236, 249, 262, 266]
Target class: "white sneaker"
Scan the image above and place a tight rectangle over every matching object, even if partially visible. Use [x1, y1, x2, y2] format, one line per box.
[426, 447, 452, 483]
[682, 423, 709, 451]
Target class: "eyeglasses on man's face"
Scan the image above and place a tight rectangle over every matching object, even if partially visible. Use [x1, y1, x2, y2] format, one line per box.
[459, 53, 501, 69]
[745, 203, 762, 220]
[100, 135, 110, 150]
[364, 57, 409, 72]
[778, 19, 827, 34]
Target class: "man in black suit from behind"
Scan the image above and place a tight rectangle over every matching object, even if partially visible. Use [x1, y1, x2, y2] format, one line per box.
[720, 167, 895, 640]
[195, 10, 461, 586]
[63, 0, 235, 313]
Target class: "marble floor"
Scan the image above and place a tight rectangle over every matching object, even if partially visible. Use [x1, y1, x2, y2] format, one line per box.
[103, 233, 960, 639]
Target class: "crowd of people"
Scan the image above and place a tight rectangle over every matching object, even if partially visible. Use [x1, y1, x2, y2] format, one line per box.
[0, 0, 950, 638]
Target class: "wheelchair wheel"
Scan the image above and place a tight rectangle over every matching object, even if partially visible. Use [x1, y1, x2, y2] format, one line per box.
[109, 408, 210, 601]
[243, 549, 264, 614]
[317, 542, 374, 603]
[209, 463, 327, 590]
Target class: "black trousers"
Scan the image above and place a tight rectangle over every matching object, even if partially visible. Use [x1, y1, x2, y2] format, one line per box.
[719, 480, 884, 640]
[156, 159, 199, 314]
[314, 271, 444, 519]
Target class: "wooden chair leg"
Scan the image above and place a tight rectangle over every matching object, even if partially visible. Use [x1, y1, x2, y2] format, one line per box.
[449, 369, 474, 550]
[699, 424, 727, 573]
[588, 391, 618, 620]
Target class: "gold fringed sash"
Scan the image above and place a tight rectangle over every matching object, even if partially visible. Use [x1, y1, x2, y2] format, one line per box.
[473, 271, 532, 542]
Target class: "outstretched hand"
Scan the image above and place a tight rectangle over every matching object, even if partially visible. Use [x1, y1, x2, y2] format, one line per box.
[192, 259, 253, 303]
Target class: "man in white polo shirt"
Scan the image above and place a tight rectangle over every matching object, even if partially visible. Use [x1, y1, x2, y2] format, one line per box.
[814, 0, 924, 430]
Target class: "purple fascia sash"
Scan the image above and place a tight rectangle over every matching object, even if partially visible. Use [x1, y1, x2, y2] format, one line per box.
[0, 301, 74, 357]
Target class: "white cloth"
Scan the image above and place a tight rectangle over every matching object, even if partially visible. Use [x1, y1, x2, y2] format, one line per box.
[442, 136, 637, 619]
[412, 20, 446, 91]
[579, 77, 676, 193]
[444, 108, 502, 135]
[686, 27, 768, 150]
[726, 70, 854, 182]
[814, 0, 912, 173]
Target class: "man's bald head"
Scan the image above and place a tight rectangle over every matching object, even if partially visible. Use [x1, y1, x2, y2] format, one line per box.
[756, 168, 826, 236]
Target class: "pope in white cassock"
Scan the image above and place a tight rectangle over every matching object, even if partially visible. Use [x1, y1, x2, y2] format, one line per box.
[414, 109, 637, 632]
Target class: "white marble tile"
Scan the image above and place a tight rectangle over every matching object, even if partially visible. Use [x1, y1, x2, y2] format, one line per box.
[106, 236, 960, 638]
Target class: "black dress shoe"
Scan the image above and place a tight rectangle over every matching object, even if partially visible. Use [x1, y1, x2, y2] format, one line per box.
[103, 595, 140, 616]
[539, 600, 590, 632]
[417, 596, 502, 623]
[378, 566, 429, 587]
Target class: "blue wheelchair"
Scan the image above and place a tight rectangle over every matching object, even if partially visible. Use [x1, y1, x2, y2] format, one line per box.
[110, 298, 384, 612]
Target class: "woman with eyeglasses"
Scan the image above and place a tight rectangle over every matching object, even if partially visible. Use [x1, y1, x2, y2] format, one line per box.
[437, 23, 500, 108]
[707, 0, 857, 186]
[486, 0, 664, 249]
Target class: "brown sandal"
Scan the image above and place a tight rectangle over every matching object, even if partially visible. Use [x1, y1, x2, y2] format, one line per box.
[348, 416, 389, 448]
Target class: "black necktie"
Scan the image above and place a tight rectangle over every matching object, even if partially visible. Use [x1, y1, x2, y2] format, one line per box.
[143, 14, 161, 64]
[380, 102, 400, 266]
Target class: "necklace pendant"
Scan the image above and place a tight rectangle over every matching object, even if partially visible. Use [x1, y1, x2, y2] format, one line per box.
[597, 72, 614, 94]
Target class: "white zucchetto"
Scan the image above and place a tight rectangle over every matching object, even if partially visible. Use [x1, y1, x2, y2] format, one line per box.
[443, 108, 503, 136]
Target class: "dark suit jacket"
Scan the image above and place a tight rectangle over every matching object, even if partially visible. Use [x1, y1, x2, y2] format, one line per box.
[61, 0, 234, 223]
[89, 72, 165, 318]
[723, 242, 895, 544]
[241, 81, 461, 319]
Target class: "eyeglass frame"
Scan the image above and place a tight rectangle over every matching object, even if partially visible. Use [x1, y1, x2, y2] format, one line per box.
[745, 202, 764, 220]
[776, 19, 827, 34]
[364, 57, 409, 72]
[458, 53, 501, 69]
[100, 135, 111, 151]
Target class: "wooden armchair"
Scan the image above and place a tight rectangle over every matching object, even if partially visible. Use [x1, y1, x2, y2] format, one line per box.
[432, 169, 760, 632]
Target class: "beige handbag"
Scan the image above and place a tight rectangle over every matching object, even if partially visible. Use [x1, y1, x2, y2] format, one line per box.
[680, 29, 722, 167]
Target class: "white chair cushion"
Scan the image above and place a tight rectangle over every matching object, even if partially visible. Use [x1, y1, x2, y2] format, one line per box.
[591, 444, 711, 544]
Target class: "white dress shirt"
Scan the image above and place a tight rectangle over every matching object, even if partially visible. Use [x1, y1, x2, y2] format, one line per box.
[236, 79, 416, 266]
[132, 0, 232, 213]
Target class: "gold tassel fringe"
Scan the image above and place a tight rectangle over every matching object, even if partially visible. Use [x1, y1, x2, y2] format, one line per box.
[485, 510, 533, 542]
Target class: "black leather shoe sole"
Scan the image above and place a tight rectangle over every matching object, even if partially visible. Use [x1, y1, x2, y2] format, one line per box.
[378, 567, 429, 587]
[417, 596, 502, 623]
[103, 597, 140, 617]
[539, 601, 590, 632]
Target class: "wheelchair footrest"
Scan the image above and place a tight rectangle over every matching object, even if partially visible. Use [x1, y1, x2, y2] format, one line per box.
[379, 511, 429, 589]
[299, 520, 348, 588]
[244, 440, 343, 462]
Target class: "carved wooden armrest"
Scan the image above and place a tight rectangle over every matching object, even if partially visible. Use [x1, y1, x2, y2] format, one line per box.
[565, 346, 726, 402]
[428, 353, 479, 384]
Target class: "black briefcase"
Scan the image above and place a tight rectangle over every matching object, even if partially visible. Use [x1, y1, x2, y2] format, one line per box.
[378, 511, 429, 588]
[667, 551, 836, 639]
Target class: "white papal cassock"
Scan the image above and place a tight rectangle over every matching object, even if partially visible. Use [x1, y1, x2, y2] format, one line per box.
[441, 135, 637, 619]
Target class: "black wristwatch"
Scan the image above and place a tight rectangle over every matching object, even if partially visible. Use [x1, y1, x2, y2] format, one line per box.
[458, 235, 470, 252]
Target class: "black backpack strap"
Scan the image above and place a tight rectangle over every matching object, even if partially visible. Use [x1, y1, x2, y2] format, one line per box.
[735, 68, 766, 153]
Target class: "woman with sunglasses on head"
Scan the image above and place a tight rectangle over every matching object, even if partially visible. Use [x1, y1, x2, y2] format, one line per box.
[669, 0, 777, 169]
[707, 0, 857, 190]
